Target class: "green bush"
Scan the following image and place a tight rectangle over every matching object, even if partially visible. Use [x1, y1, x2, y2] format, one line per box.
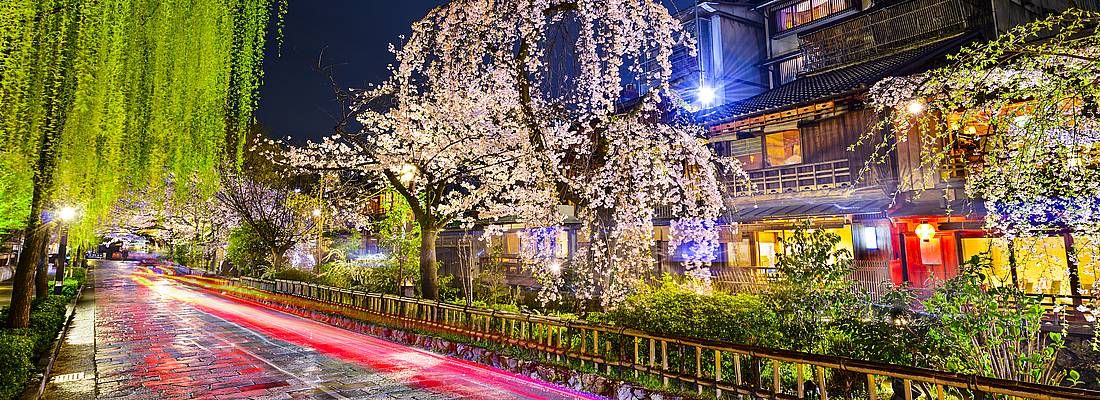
[0, 270, 85, 400]
[28, 296, 69, 353]
[264, 268, 319, 283]
[602, 275, 779, 347]
[0, 333, 35, 400]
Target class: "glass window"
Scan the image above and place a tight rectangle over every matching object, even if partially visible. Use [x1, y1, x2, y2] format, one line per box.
[960, 237, 1070, 295]
[714, 138, 764, 170]
[778, 56, 805, 85]
[503, 232, 521, 255]
[765, 130, 802, 166]
[727, 237, 753, 267]
[775, 0, 854, 32]
[757, 226, 853, 267]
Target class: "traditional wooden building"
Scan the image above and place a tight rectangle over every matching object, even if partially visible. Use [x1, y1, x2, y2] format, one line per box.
[692, 0, 1095, 297]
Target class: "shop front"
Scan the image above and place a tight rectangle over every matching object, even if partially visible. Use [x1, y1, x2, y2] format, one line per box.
[892, 207, 1095, 302]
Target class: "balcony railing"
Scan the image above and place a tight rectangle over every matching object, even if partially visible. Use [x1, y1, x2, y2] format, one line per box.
[799, 0, 988, 72]
[712, 261, 892, 300]
[729, 159, 853, 197]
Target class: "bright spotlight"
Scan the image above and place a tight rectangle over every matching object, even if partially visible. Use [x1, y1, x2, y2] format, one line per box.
[58, 206, 77, 222]
[698, 85, 717, 106]
[397, 163, 417, 185]
[905, 99, 926, 115]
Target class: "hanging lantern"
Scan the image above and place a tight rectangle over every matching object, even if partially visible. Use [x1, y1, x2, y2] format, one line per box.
[914, 221, 936, 242]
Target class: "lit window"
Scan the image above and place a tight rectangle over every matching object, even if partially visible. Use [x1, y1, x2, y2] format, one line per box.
[775, 0, 855, 32]
[713, 138, 764, 170]
[765, 130, 803, 166]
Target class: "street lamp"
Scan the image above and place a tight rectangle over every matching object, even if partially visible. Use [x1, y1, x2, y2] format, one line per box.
[54, 206, 78, 295]
[905, 99, 926, 115]
[697, 85, 717, 107]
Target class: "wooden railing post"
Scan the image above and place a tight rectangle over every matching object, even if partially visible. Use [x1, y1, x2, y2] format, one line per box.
[661, 340, 669, 387]
[714, 350, 723, 398]
[816, 366, 828, 400]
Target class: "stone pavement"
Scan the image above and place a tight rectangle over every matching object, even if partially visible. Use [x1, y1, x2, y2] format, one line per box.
[43, 267, 97, 400]
[45, 260, 592, 400]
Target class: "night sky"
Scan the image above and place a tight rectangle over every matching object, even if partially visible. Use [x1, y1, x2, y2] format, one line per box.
[256, 0, 698, 143]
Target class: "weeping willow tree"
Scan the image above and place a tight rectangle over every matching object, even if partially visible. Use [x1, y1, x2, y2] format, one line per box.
[0, 0, 283, 328]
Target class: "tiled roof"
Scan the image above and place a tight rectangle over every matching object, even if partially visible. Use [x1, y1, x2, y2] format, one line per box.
[695, 34, 976, 126]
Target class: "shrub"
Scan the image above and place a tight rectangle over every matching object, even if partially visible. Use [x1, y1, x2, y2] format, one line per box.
[264, 268, 319, 283]
[923, 253, 1069, 385]
[603, 275, 779, 347]
[0, 333, 35, 400]
[28, 296, 69, 353]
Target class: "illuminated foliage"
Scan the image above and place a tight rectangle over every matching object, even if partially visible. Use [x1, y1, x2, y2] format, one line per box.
[277, 0, 741, 305]
[0, 0, 281, 243]
[0, 0, 282, 327]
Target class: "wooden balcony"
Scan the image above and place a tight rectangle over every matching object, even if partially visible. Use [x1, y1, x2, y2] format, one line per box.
[728, 159, 853, 197]
[713, 260, 892, 300]
[799, 0, 988, 72]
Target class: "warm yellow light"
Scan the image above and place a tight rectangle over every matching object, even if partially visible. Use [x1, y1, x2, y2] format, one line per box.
[915, 222, 936, 242]
[905, 100, 925, 115]
[312, 208, 322, 217]
[547, 260, 562, 275]
[397, 163, 417, 185]
[57, 206, 77, 222]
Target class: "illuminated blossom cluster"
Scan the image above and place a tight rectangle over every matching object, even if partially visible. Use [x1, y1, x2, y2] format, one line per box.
[278, 0, 738, 305]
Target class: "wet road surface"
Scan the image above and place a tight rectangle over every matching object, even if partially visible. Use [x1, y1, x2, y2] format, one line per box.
[84, 260, 595, 399]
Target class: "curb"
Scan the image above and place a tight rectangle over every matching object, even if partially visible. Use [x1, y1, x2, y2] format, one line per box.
[21, 277, 87, 400]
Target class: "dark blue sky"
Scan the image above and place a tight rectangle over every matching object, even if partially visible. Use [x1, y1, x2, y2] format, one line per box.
[256, 0, 698, 143]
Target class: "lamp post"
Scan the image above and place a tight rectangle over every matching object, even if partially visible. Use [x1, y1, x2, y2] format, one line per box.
[53, 206, 77, 295]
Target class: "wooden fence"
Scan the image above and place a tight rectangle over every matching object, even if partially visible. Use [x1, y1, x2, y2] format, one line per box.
[231, 276, 1100, 400]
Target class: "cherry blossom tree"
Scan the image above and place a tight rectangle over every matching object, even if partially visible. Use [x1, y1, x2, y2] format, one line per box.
[217, 171, 317, 272]
[277, 73, 550, 299]
[279, 0, 739, 305]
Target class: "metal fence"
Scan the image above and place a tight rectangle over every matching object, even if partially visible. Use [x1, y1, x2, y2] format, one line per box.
[229, 276, 1099, 400]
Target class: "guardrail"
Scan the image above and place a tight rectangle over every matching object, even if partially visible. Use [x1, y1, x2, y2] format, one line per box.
[230, 276, 1099, 400]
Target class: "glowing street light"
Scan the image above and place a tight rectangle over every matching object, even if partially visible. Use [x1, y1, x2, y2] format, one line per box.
[312, 208, 322, 217]
[58, 206, 77, 222]
[905, 99, 926, 115]
[547, 260, 562, 275]
[397, 163, 417, 185]
[53, 206, 79, 294]
[697, 85, 718, 107]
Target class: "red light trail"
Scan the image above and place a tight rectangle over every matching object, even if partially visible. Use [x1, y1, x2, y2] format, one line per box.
[128, 267, 602, 400]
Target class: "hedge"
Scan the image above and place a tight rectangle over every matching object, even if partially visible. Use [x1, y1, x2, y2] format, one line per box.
[0, 270, 84, 400]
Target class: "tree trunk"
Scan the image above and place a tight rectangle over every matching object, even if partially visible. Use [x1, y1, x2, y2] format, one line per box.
[34, 230, 50, 300]
[6, 0, 78, 329]
[419, 228, 440, 300]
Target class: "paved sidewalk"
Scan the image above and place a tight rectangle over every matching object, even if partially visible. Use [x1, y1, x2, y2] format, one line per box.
[43, 269, 97, 400]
